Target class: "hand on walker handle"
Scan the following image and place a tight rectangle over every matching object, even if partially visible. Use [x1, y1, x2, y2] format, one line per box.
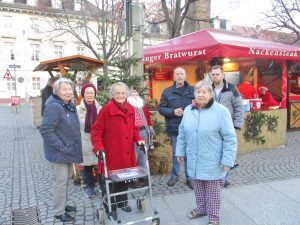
[137, 140, 145, 146]
[177, 156, 184, 163]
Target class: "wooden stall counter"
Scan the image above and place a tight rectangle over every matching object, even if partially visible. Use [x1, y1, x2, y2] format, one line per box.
[237, 108, 287, 154]
[288, 95, 300, 128]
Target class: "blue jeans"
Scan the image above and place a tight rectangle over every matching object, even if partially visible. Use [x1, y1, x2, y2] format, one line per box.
[170, 135, 189, 179]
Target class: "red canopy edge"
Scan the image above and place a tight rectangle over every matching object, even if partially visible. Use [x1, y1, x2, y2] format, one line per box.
[143, 29, 300, 64]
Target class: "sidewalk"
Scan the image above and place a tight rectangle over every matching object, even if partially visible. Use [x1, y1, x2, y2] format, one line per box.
[0, 105, 300, 225]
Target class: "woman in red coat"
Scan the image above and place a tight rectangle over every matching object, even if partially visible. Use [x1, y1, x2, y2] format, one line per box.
[91, 82, 144, 220]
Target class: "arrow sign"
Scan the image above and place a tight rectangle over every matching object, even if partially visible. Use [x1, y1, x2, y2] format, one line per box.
[3, 69, 13, 79]
[9, 64, 21, 69]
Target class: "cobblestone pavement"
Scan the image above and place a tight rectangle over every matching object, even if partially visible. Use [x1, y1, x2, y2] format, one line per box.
[0, 105, 300, 225]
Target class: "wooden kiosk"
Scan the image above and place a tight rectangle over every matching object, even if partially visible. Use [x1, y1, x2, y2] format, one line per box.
[144, 29, 300, 154]
[33, 54, 104, 103]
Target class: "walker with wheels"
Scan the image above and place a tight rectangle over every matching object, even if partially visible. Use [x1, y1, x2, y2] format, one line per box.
[96, 145, 160, 225]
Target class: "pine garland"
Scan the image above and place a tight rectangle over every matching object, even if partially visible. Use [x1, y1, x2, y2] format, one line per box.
[243, 111, 279, 144]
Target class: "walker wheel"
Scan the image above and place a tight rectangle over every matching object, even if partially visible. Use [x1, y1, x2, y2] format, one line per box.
[97, 208, 105, 224]
[136, 198, 145, 212]
[151, 218, 160, 225]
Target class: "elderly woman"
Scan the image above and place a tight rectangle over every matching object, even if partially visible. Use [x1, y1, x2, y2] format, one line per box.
[39, 78, 82, 223]
[77, 83, 101, 198]
[91, 82, 144, 220]
[176, 81, 237, 225]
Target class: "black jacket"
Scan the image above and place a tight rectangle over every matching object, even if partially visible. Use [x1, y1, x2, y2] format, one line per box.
[158, 82, 194, 135]
[41, 85, 53, 116]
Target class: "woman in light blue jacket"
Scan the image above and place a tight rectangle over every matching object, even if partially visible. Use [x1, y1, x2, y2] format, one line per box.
[176, 81, 237, 225]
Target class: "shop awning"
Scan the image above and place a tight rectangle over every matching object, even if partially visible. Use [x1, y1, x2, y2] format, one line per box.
[143, 29, 300, 64]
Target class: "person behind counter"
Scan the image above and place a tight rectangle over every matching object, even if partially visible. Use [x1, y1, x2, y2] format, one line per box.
[259, 86, 279, 108]
[238, 73, 259, 99]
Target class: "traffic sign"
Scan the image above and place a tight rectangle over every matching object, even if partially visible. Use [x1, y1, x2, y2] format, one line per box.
[3, 69, 13, 79]
[9, 64, 21, 69]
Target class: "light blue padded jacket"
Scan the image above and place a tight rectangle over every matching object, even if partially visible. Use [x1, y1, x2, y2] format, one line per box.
[175, 100, 237, 180]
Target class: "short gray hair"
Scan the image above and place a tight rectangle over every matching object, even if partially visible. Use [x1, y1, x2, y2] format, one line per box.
[194, 81, 214, 95]
[109, 82, 129, 98]
[174, 67, 186, 75]
[53, 78, 74, 95]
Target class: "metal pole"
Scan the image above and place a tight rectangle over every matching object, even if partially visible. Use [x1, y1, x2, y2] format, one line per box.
[14, 66, 17, 96]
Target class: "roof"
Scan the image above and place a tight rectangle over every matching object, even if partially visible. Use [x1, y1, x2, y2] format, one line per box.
[33, 55, 104, 72]
[143, 29, 300, 64]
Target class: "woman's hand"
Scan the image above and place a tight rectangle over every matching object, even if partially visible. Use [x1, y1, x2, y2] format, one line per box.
[137, 140, 145, 146]
[177, 156, 184, 164]
[223, 166, 231, 172]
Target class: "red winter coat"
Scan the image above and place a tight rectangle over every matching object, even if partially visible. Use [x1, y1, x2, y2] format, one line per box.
[261, 91, 279, 107]
[91, 98, 142, 174]
[238, 82, 258, 99]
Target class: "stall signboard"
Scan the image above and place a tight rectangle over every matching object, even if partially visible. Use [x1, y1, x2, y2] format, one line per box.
[144, 29, 300, 64]
[11, 96, 20, 105]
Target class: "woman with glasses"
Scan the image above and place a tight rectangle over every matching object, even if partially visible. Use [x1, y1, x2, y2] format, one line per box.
[91, 82, 145, 221]
[39, 77, 82, 223]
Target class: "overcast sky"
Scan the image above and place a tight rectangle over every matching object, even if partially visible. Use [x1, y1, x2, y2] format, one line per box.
[211, 0, 272, 27]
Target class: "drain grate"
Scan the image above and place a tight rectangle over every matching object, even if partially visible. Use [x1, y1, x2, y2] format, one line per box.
[11, 206, 41, 225]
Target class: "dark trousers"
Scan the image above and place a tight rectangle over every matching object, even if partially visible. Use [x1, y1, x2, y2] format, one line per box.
[83, 166, 95, 188]
[100, 176, 128, 212]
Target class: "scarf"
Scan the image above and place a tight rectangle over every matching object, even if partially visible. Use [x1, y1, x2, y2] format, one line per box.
[84, 100, 97, 133]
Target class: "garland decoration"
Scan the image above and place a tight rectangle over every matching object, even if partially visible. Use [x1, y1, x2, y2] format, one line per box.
[243, 111, 279, 144]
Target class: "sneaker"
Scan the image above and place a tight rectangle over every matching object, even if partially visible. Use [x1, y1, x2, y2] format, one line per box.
[186, 179, 193, 189]
[121, 205, 132, 212]
[65, 205, 76, 212]
[224, 180, 231, 188]
[167, 176, 179, 187]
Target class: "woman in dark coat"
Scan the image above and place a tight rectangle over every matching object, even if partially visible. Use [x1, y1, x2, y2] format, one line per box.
[91, 82, 144, 221]
[39, 78, 82, 223]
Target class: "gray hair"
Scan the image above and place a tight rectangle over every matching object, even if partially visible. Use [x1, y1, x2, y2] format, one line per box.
[174, 67, 186, 75]
[53, 78, 74, 95]
[194, 81, 214, 95]
[109, 82, 129, 98]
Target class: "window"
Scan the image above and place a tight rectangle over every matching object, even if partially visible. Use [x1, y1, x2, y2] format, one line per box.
[3, 16, 13, 29]
[14, 0, 27, 4]
[30, 19, 40, 32]
[54, 45, 63, 58]
[32, 77, 41, 90]
[31, 43, 40, 61]
[7, 78, 16, 91]
[150, 23, 160, 33]
[4, 42, 15, 60]
[77, 46, 85, 55]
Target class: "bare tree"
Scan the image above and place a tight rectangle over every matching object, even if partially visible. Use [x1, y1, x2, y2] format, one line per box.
[40, 0, 127, 76]
[145, 0, 199, 38]
[262, 0, 300, 43]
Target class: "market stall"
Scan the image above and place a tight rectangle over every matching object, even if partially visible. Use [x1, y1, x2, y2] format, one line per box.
[144, 29, 300, 153]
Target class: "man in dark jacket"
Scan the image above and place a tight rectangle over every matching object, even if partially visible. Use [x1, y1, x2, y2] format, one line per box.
[158, 67, 194, 189]
[41, 77, 56, 116]
[210, 65, 244, 187]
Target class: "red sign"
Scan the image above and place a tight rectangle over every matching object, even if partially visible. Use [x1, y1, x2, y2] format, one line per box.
[3, 69, 13, 79]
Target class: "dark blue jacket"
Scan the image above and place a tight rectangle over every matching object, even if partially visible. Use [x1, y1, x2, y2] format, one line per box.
[39, 95, 83, 164]
[158, 82, 194, 135]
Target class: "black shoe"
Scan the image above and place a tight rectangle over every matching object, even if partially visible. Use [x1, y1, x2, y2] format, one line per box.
[224, 181, 231, 188]
[55, 213, 73, 222]
[109, 211, 118, 221]
[167, 176, 179, 187]
[121, 205, 132, 212]
[186, 179, 193, 189]
[65, 205, 77, 212]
